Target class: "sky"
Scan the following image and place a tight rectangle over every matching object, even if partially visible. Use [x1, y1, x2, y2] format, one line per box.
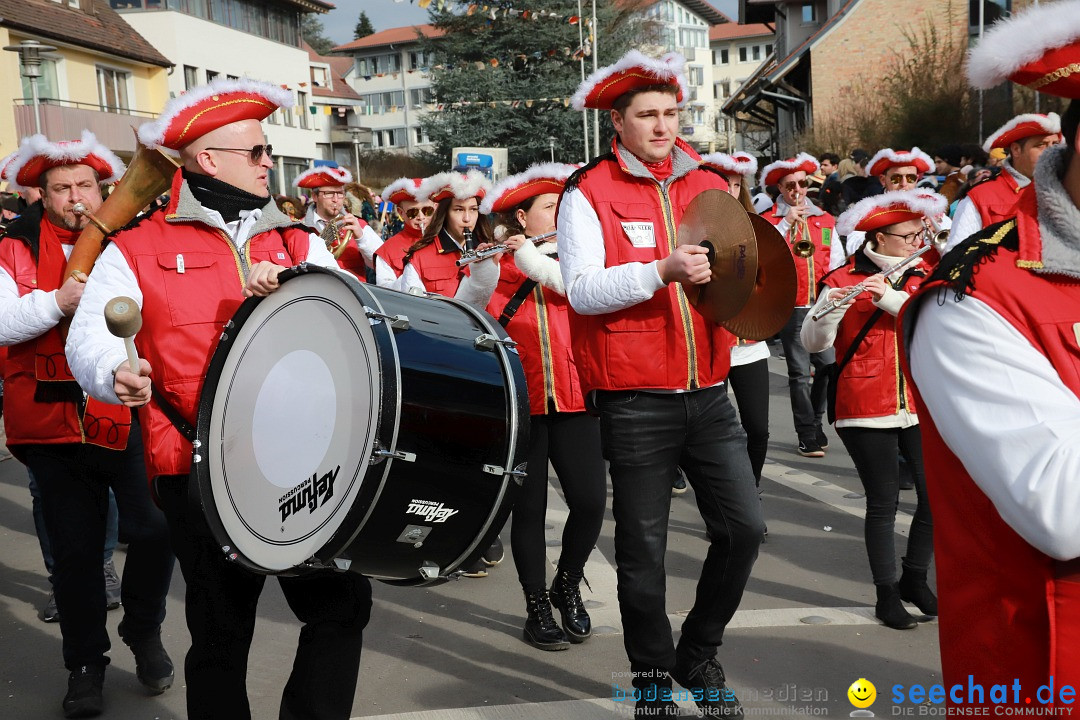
[320, 0, 741, 45]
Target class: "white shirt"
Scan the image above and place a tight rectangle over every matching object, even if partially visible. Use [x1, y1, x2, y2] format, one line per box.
[0, 239, 71, 346]
[382, 232, 500, 311]
[304, 203, 384, 265]
[730, 342, 769, 367]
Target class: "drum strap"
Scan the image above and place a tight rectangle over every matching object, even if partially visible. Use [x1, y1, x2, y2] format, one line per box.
[498, 280, 538, 327]
[152, 388, 197, 443]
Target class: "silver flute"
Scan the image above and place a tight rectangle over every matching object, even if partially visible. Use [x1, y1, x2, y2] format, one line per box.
[811, 245, 931, 321]
[455, 230, 557, 267]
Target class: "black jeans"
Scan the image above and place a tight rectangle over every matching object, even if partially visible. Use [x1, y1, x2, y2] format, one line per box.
[836, 425, 933, 585]
[779, 307, 835, 442]
[155, 475, 372, 720]
[23, 423, 174, 670]
[511, 411, 607, 593]
[595, 387, 763, 683]
[727, 358, 770, 484]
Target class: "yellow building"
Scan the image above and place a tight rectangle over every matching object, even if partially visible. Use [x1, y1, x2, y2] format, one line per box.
[0, 0, 172, 166]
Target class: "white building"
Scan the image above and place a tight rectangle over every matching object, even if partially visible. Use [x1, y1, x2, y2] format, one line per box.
[113, 0, 333, 194]
[306, 44, 368, 174]
[709, 22, 774, 152]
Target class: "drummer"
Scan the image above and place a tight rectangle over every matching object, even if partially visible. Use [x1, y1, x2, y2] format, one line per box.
[373, 177, 435, 285]
[295, 164, 382, 281]
[66, 78, 372, 720]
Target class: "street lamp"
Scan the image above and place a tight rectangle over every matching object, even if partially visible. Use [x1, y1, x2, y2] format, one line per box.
[547, 136, 556, 163]
[4, 40, 57, 136]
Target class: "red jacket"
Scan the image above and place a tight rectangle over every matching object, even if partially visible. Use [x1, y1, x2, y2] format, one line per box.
[112, 171, 312, 479]
[375, 226, 422, 277]
[565, 138, 734, 394]
[820, 251, 928, 421]
[965, 169, 1026, 227]
[763, 203, 835, 306]
[487, 254, 584, 415]
[405, 231, 466, 296]
[900, 186, 1080, 701]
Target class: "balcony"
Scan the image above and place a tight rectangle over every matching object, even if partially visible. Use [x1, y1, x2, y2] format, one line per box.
[13, 99, 158, 154]
[329, 126, 373, 146]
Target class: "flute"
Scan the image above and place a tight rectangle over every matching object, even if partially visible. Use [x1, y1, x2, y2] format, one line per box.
[811, 245, 931, 321]
[455, 230, 557, 267]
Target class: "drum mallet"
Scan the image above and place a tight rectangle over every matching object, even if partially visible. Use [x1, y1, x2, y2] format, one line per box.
[104, 296, 142, 376]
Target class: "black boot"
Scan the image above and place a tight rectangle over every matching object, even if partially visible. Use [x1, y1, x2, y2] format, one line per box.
[875, 583, 918, 630]
[549, 567, 591, 643]
[523, 589, 570, 651]
[898, 563, 938, 616]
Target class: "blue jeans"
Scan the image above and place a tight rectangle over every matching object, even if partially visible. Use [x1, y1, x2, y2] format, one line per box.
[595, 387, 764, 683]
[28, 469, 119, 580]
[780, 307, 835, 442]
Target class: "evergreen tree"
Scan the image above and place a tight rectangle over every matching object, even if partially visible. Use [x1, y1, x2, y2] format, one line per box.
[302, 14, 335, 55]
[355, 11, 376, 40]
[420, 0, 656, 173]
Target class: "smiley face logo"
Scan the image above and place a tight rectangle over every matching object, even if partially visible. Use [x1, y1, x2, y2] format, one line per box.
[848, 678, 876, 709]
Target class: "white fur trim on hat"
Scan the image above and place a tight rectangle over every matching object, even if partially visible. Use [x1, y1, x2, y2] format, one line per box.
[570, 50, 689, 111]
[967, 1, 1080, 89]
[866, 147, 934, 176]
[382, 177, 424, 203]
[293, 165, 352, 188]
[6, 130, 126, 191]
[137, 77, 295, 149]
[421, 169, 492, 201]
[836, 190, 948, 236]
[479, 162, 577, 215]
[699, 152, 758, 178]
[758, 152, 818, 188]
[982, 112, 1062, 152]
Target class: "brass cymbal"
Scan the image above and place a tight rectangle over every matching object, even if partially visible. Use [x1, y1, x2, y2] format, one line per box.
[720, 214, 798, 341]
[677, 189, 758, 323]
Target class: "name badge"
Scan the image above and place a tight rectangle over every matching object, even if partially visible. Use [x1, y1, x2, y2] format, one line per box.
[621, 221, 656, 248]
[277, 252, 286, 260]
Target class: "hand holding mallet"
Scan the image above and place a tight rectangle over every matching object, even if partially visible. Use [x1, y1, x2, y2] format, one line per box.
[104, 296, 142, 377]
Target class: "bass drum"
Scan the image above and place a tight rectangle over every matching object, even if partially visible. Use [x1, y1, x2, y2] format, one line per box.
[192, 264, 528, 585]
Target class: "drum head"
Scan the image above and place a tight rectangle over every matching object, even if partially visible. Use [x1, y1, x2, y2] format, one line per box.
[197, 269, 381, 572]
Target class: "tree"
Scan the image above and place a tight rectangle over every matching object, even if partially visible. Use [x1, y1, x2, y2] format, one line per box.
[302, 14, 335, 55]
[419, 0, 656, 173]
[354, 11, 375, 40]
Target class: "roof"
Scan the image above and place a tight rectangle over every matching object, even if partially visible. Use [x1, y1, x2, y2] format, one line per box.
[0, 0, 172, 68]
[331, 24, 443, 53]
[677, 0, 732, 25]
[709, 22, 773, 41]
[276, 0, 334, 11]
[304, 42, 361, 101]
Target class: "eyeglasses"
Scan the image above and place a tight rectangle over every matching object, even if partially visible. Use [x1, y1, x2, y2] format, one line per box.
[887, 173, 919, 186]
[782, 179, 810, 191]
[880, 229, 924, 245]
[316, 190, 345, 198]
[205, 144, 273, 163]
[405, 206, 435, 219]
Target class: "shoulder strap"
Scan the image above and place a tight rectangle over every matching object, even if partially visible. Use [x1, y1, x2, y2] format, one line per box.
[836, 308, 885, 374]
[498, 280, 539, 327]
[152, 388, 196, 442]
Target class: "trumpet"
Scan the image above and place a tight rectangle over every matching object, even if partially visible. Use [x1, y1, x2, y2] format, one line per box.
[456, 230, 557, 267]
[924, 215, 950, 252]
[811, 245, 931, 321]
[789, 197, 815, 259]
[321, 214, 354, 259]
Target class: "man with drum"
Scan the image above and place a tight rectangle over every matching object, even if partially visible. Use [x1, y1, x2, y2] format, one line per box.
[558, 50, 763, 718]
[66, 79, 372, 720]
[0, 131, 175, 717]
[295, 164, 382, 280]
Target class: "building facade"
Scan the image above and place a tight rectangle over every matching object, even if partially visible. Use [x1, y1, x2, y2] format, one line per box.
[306, 44, 368, 176]
[709, 21, 773, 152]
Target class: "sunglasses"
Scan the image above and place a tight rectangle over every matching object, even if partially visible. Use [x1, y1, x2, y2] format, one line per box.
[887, 173, 919, 186]
[782, 179, 810, 191]
[405, 206, 435, 219]
[205, 144, 274, 163]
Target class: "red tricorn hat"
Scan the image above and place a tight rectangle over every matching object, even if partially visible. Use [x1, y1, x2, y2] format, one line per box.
[981, 113, 1062, 152]
[699, 152, 759, 178]
[382, 177, 426, 205]
[837, 190, 948, 236]
[421, 170, 492, 203]
[480, 163, 577, 215]
[137, 78, 294, 150]
[758, 153, 819, 188]
[866, 148, 934, 177]
[6, 130, 125, 191]
[0, 151, 18, 182]
[571, 50, 688, 111]
[967, 2, 1080, 99]
[294, 165, 352, 189]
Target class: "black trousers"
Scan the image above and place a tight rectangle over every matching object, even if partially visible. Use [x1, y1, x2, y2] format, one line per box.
[727, 358, 770, 484]
[836, 425, 933, 586]
[155, 475, 371, 720]
[510, 411, 607, 593]
[779, 307, 834, 442]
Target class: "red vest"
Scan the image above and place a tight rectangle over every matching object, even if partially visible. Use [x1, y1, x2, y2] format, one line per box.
[900, 186, 1080, 700]
[406, 232, 466, 296]
[764, 204, 835, 306]
[335, 239, 367, 281]
[965, 169, 1026, 227]
[821, 253, 927, 421]
[565, 138, 733, 394]
[112, 175, 311, 479]
[375, 226, 421, 277]
[487, 255, 584, 415]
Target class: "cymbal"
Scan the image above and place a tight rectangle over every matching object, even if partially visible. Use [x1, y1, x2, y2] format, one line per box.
[677, 189, 758, 323]
[720, 214, 798, 341]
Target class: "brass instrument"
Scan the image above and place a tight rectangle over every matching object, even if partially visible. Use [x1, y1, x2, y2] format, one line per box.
[320, 214, 354, 259]
[924, 215, 950, 252]
[811, 245, 931, 321]
[789, 197, 815, 259]
[456, 230, 557, 267]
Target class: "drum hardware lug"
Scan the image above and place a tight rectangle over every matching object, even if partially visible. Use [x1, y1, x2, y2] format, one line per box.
[511, 462, 528, 486]
[332, 558, 352, 572]
[192, 453, 202, 463]
[474, 333, 517, 351]
[371, 444, 417, 464]
[193, 439, 202, 449]
[364, 307, 410, 330]
[483, 464, 508, 476]
[418, 561, 441, 581]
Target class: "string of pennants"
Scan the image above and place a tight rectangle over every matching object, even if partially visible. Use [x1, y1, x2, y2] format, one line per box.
[400, 0, 597, 24]
[433, 96, 574, 109]
[356, 43, 591, 81]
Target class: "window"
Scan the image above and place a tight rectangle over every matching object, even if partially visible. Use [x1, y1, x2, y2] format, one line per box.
[206, 69, 219, 83]
[312, 66, 329, 88]
[717, 48, 729, 65]
[692, 107, 705, 125]
[414, 126, 430, 145]
[298, 91, 308, 129]
[96, 66, 131, 112]
[752, 45, 761, 61]
[183, 65, 198, 90]
[802, 3, 817, 23]
[21, 57, 59, 100]
[408, 50, 430, 71]
[739, 46, 748, 63]
[688, 66, 703, 85]
[267, 108, 279, 125]
[409, 87, 433, 108]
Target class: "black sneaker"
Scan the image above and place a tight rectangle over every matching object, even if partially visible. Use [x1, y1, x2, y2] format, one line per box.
[103, 560, 121, 611]
[63, 664, 104, 718]
[460, 558, 488, 578]
[119, 622, 173, 695]
[481, 536, 504, 566]
[797, 441, 825, 458]
[42, 590, 60, 623]
[671, 658, 744, 718]
[815, 427, 829, 451]
[672, 467, 688, 496]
